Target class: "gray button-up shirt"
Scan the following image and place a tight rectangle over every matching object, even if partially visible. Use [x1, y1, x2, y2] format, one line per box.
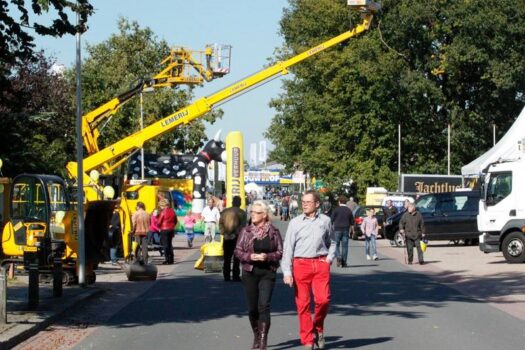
[281, 213, 336, 277]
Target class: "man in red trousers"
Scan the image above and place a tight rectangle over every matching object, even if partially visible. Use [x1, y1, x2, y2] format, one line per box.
[282, 190, 335, 350]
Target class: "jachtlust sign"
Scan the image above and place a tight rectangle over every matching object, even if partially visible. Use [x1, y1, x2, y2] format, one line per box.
[401, 174, 463, 194]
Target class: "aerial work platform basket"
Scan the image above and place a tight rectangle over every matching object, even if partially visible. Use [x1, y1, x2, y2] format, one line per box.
[207, 44, 232, 77]
[154, 43, 232, 86]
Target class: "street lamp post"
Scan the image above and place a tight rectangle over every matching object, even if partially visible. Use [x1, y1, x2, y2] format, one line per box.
[140, 92, 145, 180]
[448, 123, 451, 175]
[75, 9, 86, 287]
[398, 124, 401, 176]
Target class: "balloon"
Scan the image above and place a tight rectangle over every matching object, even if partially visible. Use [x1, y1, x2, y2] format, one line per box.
[0, 158, 3, 170]
[89, 170, 100, 182]
[55, 211, 65, 224]
[103, 186, 115, 199]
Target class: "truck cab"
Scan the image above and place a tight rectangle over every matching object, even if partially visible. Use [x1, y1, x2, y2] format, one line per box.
[478, 159, 525, 263]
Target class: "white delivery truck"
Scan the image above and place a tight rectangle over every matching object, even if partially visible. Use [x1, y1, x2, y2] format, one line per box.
[478, 159, 525, 263]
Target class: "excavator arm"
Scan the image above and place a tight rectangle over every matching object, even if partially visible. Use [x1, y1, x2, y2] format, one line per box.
[69, 1, 379, 186]
[82, 79, 151, 158]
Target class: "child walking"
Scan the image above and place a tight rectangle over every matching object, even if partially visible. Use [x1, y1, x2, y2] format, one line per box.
[361, 208, 379, 261]
[183, 214, 196, 248]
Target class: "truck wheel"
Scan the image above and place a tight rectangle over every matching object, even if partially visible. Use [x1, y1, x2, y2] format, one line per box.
[502, 232, 525, 263]
[394, 232, 405, 247]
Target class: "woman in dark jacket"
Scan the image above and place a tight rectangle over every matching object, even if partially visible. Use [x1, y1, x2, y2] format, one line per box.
[235, 200, 283, 350]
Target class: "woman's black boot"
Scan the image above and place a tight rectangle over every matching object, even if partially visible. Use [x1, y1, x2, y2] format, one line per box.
[258, 321, 270, 350]
[250, 320, 259, 349]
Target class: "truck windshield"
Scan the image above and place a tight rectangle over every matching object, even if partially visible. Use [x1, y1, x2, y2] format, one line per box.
[485, 172, 512, 206]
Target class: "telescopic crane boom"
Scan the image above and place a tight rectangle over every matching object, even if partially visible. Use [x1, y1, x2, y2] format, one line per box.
[68, 1, 380, 183]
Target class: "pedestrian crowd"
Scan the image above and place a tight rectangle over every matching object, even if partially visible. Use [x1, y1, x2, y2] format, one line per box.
[109, 189, 424, 350]
[109, 196, 178, 267]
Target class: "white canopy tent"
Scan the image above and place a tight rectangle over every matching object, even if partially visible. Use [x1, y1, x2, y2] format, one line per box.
[245, 182, 264, 199]
[461, 106, 525, 176]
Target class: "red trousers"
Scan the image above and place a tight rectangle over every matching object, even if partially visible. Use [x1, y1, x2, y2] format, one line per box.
[293, 257, 331, 346]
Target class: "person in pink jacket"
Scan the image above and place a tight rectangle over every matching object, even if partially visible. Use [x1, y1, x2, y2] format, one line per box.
[183, 214, 196, 248]
[148, 209, 162, 255]
[361, 208, 379, 261]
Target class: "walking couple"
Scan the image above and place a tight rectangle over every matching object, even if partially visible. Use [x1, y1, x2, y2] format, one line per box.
[235, 190, 336, 350]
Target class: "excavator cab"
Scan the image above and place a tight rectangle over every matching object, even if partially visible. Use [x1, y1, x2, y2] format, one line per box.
[1, 174, 114, 284]
[2, 174, 70, 267]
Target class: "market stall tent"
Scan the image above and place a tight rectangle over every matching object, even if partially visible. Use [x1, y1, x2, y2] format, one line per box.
[461, 106, 525, 176]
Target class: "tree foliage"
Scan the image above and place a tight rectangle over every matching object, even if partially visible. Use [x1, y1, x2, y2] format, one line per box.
[0, 17, 221, 177]
[71, 18, 222, 156]
[0, 52, 75, 176]
[0, 0, 93, 91]
[0, 1, 93, 177]
[266, 0, 525, 197]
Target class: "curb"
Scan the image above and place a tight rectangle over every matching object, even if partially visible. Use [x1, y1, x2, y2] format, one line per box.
[2, 237, 204, 349]
[0, 287, 104, 350]
[377, 240, 525, 322]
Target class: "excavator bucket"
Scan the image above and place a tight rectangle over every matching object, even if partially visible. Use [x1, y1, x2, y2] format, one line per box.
[85, 199, 157, 281]
[84, 200, 115, 265]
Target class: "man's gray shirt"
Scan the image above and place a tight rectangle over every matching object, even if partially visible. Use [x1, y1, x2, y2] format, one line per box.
[281, 213, 336, 277]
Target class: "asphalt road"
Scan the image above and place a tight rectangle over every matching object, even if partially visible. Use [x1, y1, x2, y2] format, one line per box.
[73, 220, 525, 350]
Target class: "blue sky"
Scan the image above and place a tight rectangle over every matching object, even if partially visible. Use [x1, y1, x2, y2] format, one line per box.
[32, 0, 289, 160]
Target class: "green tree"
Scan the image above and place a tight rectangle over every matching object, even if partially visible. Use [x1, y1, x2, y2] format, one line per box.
[1, 1, 93, 176]
[266, 0, 525, 197]
[0, 0, 93, 94]
[0, 53, 75, 177]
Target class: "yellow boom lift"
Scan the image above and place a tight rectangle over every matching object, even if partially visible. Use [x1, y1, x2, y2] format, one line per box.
[76, 44, 232, 266]
[82, 44, 232, 162]
[1, 1, 380, 283]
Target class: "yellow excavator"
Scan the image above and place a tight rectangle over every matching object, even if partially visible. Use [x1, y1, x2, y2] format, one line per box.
[1, 0, 380, 283]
